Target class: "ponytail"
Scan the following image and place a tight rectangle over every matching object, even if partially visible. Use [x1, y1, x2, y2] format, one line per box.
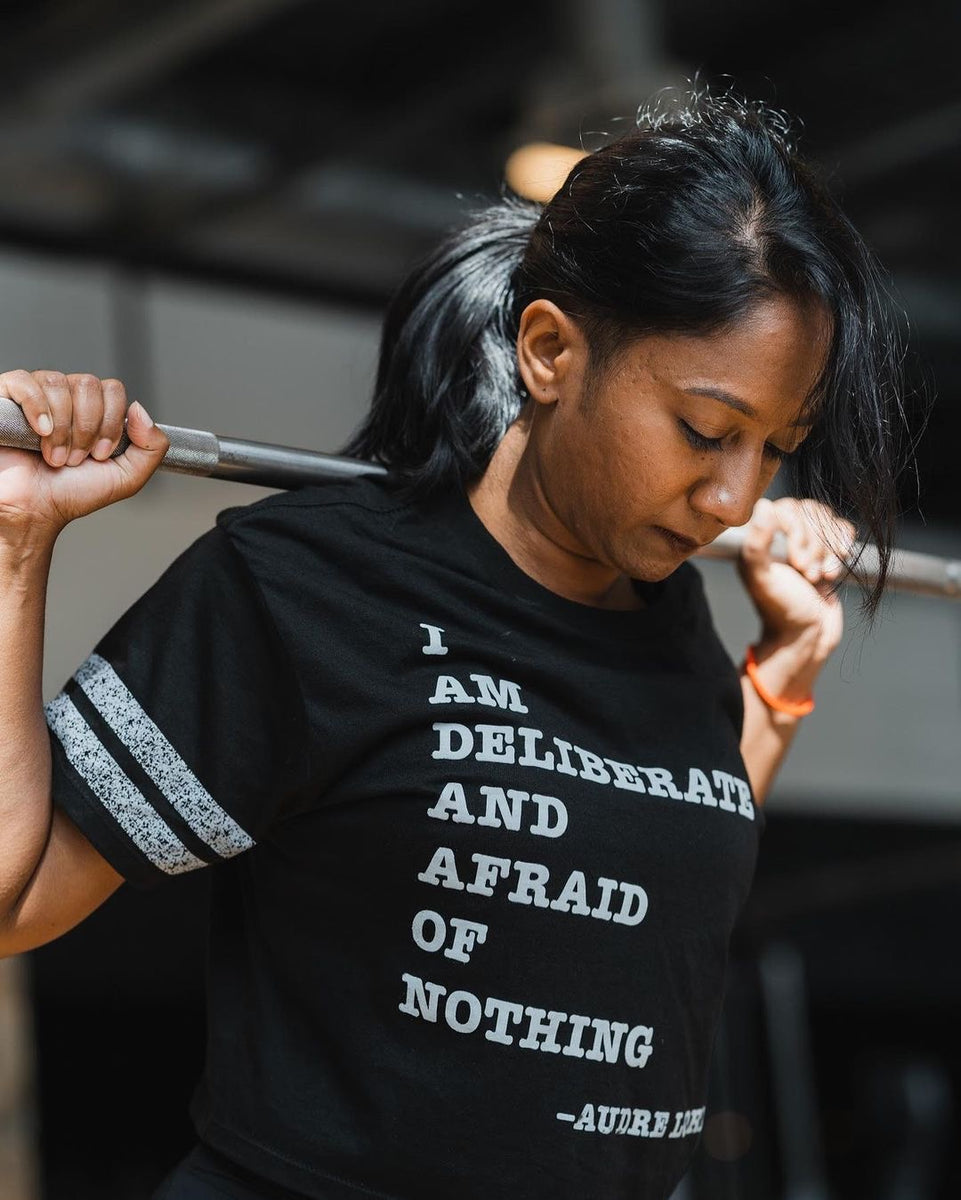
[341, 197, 540, 493]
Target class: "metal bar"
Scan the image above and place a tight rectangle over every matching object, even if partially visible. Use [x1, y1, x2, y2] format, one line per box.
[0, 396, 958, 600]
[701, 530, 961, 600]
[212, 436, 387, 488]
[0, 396, 384, 487]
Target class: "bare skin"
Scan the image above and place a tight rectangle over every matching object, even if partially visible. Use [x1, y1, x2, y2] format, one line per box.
[0, 370, 168, 956]
[468, 296, 855, 803]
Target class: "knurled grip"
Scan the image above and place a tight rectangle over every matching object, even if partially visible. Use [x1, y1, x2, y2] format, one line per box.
[0, 395, 221, 475]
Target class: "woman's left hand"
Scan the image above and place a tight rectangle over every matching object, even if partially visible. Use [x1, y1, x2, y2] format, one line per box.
[736, 497, 857, 661]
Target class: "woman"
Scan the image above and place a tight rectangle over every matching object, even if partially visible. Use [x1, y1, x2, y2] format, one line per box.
[0, 92, 908, 1199]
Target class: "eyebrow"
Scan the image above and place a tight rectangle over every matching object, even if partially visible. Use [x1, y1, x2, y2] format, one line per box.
[683, 386, 814, 428]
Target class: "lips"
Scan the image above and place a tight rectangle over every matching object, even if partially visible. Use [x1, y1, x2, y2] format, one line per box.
[654, 526, 701, 550]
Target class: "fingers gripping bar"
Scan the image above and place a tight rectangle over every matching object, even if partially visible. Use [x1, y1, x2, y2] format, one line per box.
[0, 395, 958, 600]
[0, 395, 383, 489]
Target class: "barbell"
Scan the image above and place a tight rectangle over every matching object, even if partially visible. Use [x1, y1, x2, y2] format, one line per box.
[0, 395, 957, 601]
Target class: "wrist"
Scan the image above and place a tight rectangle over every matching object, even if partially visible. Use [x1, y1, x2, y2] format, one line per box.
[0, 524, 57, 583]
[743, 633, 830, 705]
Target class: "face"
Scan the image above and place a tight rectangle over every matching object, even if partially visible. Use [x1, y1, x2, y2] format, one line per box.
[519, 294, 829, 583]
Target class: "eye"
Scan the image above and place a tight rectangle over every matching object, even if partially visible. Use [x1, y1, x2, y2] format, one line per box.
[763, 442, 799, 464]
[678, 420, 723, 452]
[679, 419, 798, 465]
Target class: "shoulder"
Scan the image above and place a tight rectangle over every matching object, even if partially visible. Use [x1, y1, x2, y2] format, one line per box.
[215, 472, 417, 556]
[209, 474, 464, 605]
[669, 562, 742, 685]
[216, 471, 412, 532]
[649, 560, 735, 668]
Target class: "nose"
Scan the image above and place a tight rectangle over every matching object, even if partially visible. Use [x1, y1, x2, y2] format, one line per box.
[689, 453, 764, 529]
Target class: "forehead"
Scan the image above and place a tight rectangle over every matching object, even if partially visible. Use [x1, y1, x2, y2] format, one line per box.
[630, 295, 830, 426]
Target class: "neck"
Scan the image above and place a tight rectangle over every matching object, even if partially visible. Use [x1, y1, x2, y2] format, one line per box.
[466, 419, 643, 611]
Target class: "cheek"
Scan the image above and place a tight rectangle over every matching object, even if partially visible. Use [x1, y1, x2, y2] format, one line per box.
[538, 427, 605, 537]
[615, 425, 690, 505]
[549, 395, 687, 521]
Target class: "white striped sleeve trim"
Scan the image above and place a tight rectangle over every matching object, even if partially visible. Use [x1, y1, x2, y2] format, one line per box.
[72, 653, 255, 860]
[45, 693, 206, 876]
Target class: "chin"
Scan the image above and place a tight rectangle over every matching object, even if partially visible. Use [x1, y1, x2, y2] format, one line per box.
[646, 564, 684, 582]
[625, 535, 696, 581]
[626, 554, 683, 584]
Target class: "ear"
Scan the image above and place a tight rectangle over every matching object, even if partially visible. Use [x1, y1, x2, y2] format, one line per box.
[516, 300, 588, 405]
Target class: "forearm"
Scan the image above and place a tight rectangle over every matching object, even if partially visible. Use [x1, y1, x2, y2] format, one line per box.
[738, 626, 829, 805]
[0, 530, 57, 920]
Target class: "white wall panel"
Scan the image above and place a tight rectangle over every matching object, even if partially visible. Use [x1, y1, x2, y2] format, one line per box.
[146, 278, 380, 446]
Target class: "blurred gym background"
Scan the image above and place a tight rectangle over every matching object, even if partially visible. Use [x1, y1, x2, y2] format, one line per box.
[0, 0, 959, 1197]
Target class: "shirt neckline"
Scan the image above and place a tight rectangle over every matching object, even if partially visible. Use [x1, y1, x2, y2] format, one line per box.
[423, 482, 693, 640]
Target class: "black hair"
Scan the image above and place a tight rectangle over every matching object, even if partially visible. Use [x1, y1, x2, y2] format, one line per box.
[343, 88, 918, 619]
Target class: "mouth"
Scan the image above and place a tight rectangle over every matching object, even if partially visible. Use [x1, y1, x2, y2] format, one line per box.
[653, 526, 702, 552]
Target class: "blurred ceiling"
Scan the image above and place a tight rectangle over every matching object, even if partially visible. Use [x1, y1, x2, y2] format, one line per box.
[0, 0, 957, 518]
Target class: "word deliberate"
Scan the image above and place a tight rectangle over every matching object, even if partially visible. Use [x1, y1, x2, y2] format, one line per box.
[432, 723, 755, 820]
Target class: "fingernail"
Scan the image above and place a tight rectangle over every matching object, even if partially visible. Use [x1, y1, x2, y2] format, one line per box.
[67, 448, 85, 467]
[130, 401, 154, 428]
[50, 445, 68, 467]
[37, 413, 53, 436]
[93, 438, 113, 460]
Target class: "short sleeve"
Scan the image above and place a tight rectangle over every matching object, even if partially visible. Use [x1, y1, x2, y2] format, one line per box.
[45, 524, 310, 888]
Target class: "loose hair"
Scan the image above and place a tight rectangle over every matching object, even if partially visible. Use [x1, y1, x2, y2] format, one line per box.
[343, 88, 918, 619]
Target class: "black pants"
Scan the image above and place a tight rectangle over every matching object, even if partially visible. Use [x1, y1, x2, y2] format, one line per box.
[153, 1144, 310, 1200]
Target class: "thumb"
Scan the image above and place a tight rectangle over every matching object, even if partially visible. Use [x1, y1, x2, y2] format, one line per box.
[124, 402, 168, 454]
[112, 402, 169, 487]
[739, 497, 779, 572]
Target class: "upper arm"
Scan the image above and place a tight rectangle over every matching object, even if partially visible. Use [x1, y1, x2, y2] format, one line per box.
[0, 805, 123, 957]
[36, 523, 310, 903]
[28, 522, 307, 922]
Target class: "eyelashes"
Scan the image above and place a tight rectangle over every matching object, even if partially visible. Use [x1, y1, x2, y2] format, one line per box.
[677, 419, 795, 463]
[678, 420, 722, 453]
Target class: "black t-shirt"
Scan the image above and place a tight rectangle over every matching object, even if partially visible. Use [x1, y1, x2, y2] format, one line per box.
[47, 474, 763, 1200]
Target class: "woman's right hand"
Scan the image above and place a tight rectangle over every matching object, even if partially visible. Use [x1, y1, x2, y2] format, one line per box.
[0, 369, 169, 542]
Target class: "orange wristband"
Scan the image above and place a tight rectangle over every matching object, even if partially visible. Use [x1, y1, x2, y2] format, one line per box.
[744, 644, 815, 718]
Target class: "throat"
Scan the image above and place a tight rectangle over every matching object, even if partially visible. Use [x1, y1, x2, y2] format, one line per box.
[600, 576, 647, 612]
[467, 482, 645, 611]
[467, 420, 648, 612]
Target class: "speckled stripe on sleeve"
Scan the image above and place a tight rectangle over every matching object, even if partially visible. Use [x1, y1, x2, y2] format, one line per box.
[72, 653, 255, 860]
[45, 692, 206, 875]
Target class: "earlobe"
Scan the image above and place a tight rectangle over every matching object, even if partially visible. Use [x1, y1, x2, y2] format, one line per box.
[516, 300, 583, 406]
